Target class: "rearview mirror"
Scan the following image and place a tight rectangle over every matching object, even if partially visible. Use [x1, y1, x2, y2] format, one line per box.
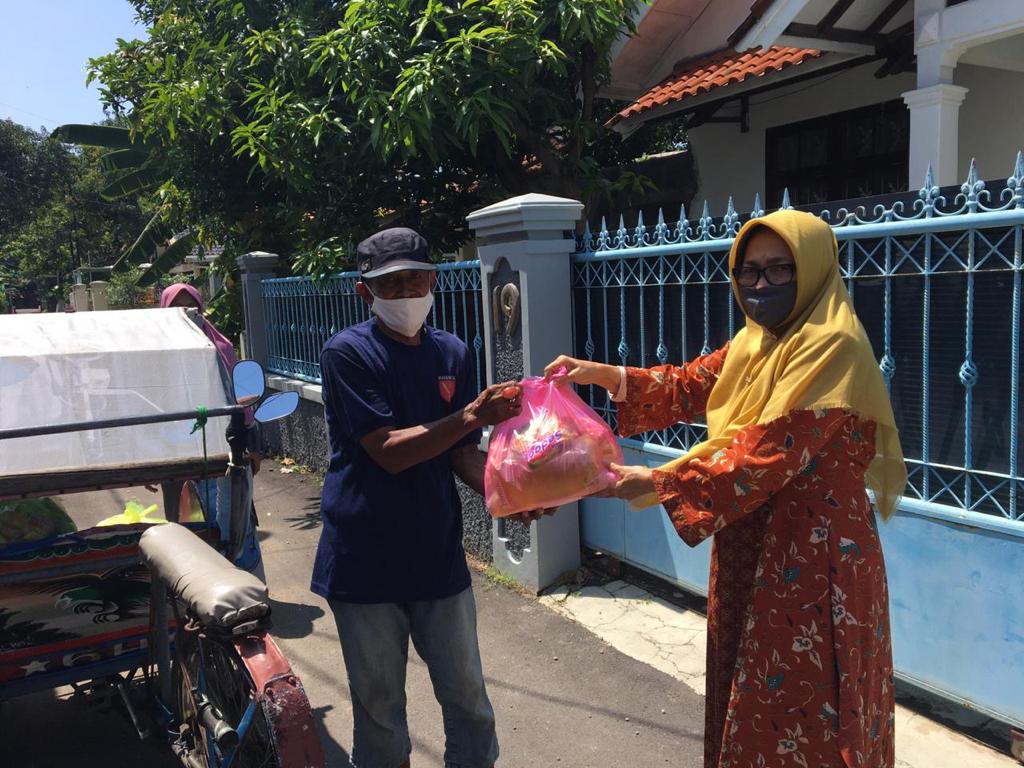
[233, 360, 265, 405]
[254, 391, 299, 423]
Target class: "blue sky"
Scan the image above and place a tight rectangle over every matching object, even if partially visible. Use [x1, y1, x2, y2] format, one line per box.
[0, 0, 143, 130]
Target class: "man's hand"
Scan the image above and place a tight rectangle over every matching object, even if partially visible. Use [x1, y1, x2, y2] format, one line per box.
[543, 355, 620, 391]
[463, 381, 522, 428]
[508, 508, 558, 525]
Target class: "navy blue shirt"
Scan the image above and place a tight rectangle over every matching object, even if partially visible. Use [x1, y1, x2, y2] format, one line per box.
[311, 320, 481, 603]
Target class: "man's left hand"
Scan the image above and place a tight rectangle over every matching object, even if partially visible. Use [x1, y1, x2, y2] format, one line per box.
[509, 508, 558, 525]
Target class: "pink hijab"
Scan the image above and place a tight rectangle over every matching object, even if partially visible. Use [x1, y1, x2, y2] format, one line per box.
[159, 283, 238, 372]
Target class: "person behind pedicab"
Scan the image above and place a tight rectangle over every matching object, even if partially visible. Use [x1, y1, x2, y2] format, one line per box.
[158, 283, 265, 577]
[546, 210, 907, 768]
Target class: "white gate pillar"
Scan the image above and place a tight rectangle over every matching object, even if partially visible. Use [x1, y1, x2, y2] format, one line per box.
[467, 193, 585, 592]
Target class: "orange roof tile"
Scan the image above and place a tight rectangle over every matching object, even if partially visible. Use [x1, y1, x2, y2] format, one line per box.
[609, 46, 821, 127]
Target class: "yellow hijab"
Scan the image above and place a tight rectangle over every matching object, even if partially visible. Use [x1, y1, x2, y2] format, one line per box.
[639, 209, 906, 519]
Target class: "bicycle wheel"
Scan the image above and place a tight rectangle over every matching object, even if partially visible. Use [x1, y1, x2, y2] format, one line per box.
[173, 629, 210, 767]
[175, 629, 282, 768]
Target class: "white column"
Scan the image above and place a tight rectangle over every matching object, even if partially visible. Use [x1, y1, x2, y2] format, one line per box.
[902, 84, 968, 187]
[71, 283, 90, 312]
[467, 193, 585, 593]
[89, 280, 109, 311]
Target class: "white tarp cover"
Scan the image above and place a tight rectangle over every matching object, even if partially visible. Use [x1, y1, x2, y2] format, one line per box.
[0, 308, 232, 476]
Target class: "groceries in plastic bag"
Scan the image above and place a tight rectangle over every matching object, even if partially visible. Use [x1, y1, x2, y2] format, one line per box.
[485, 371, 622, 517]
[0, 497, 77, 545]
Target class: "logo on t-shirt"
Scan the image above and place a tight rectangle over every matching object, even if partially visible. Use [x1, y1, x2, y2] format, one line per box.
[438, 375, 457, 403]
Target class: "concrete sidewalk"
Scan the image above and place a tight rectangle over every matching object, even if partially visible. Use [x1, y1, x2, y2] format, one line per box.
[541, 578, 1019, 768]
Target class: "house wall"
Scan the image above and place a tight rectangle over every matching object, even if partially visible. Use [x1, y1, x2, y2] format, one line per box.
[685, 62, 915, 215]
[956, 64, 1024, 181]
[684, 60, 1024, 216]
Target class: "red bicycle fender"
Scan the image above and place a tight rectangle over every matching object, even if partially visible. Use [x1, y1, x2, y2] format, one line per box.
[235, 633, 326, 768]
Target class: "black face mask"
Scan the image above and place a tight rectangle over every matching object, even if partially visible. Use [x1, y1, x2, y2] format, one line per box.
[738, 283, 797, 331]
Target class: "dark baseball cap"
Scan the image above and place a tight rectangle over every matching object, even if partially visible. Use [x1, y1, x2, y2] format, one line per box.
[357, 227, 437, 279]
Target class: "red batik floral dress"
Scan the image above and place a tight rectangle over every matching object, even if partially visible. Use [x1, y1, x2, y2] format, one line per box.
[617, 344, 894, 768]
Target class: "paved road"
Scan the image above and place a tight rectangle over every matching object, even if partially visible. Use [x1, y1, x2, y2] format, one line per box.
[4, 466, 706, 767]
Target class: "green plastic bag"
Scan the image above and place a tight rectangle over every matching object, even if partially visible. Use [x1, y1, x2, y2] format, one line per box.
[0, 497, 77, 545]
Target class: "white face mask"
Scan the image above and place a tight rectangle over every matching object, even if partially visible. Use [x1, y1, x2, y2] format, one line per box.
[369, 291, 434, 338]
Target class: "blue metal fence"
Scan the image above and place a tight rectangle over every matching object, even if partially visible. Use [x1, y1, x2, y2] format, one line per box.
[262, 261, 485, 391]
[573, 154, 1024, 524]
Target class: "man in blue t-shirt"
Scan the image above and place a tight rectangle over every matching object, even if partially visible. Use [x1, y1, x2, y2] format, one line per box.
[313, 227, 540, 768]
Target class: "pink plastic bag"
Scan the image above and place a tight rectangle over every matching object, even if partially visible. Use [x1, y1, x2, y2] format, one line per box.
[485, 372, 623, 518]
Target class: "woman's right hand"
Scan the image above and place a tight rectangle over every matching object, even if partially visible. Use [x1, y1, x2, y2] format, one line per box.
[544, 355, 621, 392]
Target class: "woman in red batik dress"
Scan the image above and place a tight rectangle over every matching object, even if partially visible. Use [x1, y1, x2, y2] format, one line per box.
[547, 210, 907, 768]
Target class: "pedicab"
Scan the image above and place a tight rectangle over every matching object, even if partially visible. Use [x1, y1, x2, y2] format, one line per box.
[0, 307, 325, 767]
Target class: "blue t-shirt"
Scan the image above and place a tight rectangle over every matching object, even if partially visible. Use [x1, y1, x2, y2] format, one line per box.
[311, 320, 481, 603]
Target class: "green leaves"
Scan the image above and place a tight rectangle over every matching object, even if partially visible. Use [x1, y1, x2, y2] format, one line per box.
[101, 167, 163, 200]
[1, 121, 152, 297]
[138, 233, 197, 286]
[51, 124, 142, 150]
[111, 211, 174, 273]
[98, 149, 153, 173]
[80, 0, 658, 282]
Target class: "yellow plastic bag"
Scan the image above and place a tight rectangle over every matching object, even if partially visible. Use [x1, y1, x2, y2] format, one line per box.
[97, 499, 166, 527]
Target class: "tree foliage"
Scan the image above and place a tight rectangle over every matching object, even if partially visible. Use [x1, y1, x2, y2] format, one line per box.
[0, 121, 151, 302]
[88, 0, 685, 268]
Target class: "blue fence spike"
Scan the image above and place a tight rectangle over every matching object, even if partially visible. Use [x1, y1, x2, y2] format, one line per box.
[918, 165, 940, 217]
[961, 158, 986, 213]
[655, 208, 668, 244]
[752, 193, 764, 219]
[965, 157, 980, 187]
[597, 216, 610, 251]
[724, 196, 739, 236]
[582, 221, 594, 253]
[673, 204, 688, 242]
[615, 214, 629, 249]
[1008, 151, 1024, 209]
[634, 210, 648, 247]
[781, 188, 792, 209]
[699, 200, 713, 241]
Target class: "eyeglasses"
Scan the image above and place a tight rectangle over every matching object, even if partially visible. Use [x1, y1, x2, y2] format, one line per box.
[733, 264, 795, 287]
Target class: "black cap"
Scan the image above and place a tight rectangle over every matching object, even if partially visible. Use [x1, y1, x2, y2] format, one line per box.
[357, 227, 436, 279]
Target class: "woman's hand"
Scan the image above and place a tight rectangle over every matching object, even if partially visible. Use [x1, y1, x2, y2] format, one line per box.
[600, 463, 656, 502]
[544, 355, 620, 391]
